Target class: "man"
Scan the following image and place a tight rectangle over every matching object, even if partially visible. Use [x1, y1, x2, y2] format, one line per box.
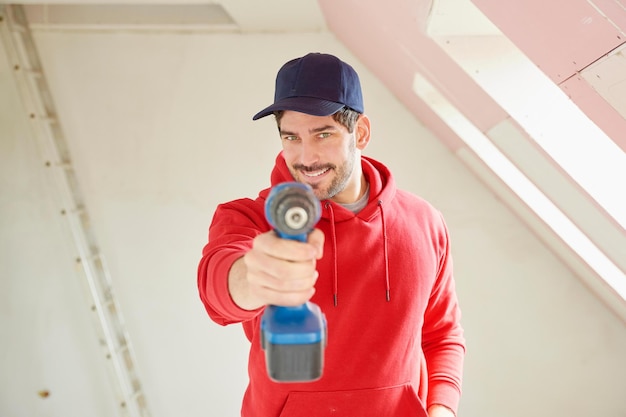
[198, 52, 465, 417]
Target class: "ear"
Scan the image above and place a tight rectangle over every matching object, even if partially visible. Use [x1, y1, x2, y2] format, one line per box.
[355, 114, 371, 151]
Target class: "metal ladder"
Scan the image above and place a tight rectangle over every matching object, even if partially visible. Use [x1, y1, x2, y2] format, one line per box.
[0, 6, 151, 417]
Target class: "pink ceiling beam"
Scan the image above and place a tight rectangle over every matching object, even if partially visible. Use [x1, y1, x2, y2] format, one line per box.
[472, 0, 625, 83]
[318, 0, 508, 151]
[473, 0, 626, 152]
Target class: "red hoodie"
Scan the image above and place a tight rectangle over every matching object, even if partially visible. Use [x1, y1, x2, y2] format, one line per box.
[198, 153, 465, 417]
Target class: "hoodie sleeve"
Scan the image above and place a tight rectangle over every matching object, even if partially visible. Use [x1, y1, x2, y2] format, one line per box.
[421, 212, 465, 414]
[197, 199, 269, 325]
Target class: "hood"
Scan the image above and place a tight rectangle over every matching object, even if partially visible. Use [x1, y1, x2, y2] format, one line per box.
[260, 152, 397, 305]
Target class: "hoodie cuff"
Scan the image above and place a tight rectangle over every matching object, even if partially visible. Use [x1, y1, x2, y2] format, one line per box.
[427, 382, 461, 416]
[211, 251, 264, 324]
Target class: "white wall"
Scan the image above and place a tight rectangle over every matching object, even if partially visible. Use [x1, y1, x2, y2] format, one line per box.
[1, 29, 625, 417]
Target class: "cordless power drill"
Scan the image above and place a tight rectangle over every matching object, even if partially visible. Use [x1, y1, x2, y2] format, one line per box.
[261, 182, 327, 382]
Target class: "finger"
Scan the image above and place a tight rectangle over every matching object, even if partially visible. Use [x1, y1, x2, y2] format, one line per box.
[254, 231, 320, 262]
[250, 283, 316, 307]
[246, 257, 318, 291]
[245, 244, 316, 277]
[245, 259, 317, 304]
[308, 228, 325, 259]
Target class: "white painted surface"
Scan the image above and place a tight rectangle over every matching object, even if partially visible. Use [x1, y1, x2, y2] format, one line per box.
[0, 37, 119, 417]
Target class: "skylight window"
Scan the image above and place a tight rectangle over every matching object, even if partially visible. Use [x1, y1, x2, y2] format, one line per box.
[412, 72, 626, 300]
[443, 36, 626, 230]
[424, 0, 626, 303]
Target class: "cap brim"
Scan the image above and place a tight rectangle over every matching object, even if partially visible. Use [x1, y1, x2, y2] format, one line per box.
[252, 97, 345, 120]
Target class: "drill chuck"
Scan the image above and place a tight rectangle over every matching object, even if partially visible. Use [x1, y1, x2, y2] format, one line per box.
[265, 182, 321, 242]
[262, 182, 327, 382]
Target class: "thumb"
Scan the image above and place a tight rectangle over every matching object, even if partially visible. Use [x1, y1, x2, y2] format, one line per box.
[308, 228, 325, 259]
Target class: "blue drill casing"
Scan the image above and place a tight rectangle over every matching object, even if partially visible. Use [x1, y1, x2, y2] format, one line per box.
[261, 182, 327, 382]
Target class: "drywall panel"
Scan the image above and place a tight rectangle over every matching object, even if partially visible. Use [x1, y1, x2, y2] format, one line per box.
[0, 35, 119, 417]
[487, 118, 626, 289]
[581, 42, 626, 119]
[589, 0, 626, 33]
[454, 146, 626, 416]
[472, 0, 625, 83]
[559, 72, 626, 153]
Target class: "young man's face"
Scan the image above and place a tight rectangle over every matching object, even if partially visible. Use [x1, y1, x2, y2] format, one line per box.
[278, 110, 370, 204]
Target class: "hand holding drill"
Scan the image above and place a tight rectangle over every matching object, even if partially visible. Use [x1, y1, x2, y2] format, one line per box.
[241, 227, 324, 308]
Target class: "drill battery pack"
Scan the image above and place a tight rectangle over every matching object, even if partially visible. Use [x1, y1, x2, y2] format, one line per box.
[261, 302, 327, 382]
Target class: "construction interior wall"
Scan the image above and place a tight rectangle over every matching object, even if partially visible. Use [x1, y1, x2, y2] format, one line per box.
[1, 29, 625, 417]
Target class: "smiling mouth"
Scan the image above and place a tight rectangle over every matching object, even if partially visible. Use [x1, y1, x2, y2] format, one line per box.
[302, 167, 331, 178]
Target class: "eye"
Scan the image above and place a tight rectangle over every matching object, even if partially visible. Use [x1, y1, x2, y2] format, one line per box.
[318, 132, 332, 139]
[282, 135, 299, 141]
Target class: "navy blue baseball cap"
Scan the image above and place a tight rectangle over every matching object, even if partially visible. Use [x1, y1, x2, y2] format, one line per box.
[252, 52, 364, 120]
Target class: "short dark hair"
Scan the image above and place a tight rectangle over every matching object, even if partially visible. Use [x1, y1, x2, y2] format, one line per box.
[274, 107, 361, 133]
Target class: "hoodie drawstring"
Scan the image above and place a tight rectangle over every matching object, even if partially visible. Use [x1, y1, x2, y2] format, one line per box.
[325, 202, 339, 307]
[378, 200, 391, 302]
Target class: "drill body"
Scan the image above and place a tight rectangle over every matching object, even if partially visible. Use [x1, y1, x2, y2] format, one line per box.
[261, 182, 327, 382]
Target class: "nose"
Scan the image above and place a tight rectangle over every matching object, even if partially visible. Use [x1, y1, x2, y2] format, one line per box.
[299, 139, 319, 167]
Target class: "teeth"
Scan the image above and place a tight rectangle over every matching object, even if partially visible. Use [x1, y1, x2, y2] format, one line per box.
[304, 168, 329, 177]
